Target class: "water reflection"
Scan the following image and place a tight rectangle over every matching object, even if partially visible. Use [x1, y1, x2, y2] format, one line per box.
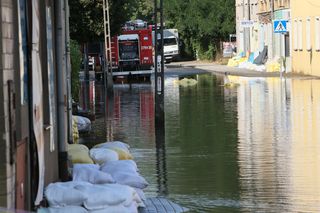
[235, 77, 320, 212]
[78, 74, 320, 212]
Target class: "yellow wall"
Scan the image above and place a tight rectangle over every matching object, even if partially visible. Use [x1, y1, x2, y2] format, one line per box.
[291, 0, 320, 76]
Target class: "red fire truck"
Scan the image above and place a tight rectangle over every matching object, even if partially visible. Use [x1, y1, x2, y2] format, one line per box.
[110, 20, 154, 74]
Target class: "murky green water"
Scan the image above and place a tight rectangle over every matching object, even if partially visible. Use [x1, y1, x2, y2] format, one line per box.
[83, 72, 320, 212]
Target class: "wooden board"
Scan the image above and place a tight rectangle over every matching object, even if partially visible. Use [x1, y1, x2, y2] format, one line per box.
[139, 197, 189, 213]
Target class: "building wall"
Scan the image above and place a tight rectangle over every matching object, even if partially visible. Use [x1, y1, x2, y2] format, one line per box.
[235, 0, 259, 53]
[291, 0, 320, 76]
[0, 0, 17, 208]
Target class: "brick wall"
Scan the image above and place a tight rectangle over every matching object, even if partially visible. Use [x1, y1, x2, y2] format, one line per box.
[0, 0, 16, 208]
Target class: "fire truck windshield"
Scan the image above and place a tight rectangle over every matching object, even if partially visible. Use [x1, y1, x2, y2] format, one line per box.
[119, 41, 139, 60]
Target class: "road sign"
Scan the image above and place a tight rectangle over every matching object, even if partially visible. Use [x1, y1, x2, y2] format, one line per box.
[274, 20, 287, 33]
[240, 20, 254, 28]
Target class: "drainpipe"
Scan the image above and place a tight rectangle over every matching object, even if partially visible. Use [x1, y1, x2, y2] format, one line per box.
[55, 0, 69, 181]
[248, 0, 251, 52]
[270, 0, 274, 59]
[242, 0, 246, 52]
[65, 0, 73, 144]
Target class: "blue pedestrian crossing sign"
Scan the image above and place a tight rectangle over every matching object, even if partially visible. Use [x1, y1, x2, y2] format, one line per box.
[274, 20, 287, 33]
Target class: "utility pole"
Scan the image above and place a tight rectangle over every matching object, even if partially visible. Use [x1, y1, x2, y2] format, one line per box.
[154, 0, 167, 196]
[154, 0, 165, 129]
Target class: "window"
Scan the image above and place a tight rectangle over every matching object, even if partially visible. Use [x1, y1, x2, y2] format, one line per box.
[315, 17, 320, 51]
[298, 19, 303, 51]
[293, 19, 298, 51]
[306, 18, 311, 51]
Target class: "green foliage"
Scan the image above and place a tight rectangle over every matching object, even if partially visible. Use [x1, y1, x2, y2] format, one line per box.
[70, 40, 81, 102]
[131, 0, 153, 23]
[164, 0, 235, 60]
[69, 0, 141, 42]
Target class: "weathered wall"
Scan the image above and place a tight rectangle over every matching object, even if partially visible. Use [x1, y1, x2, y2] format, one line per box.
[0, 0, 17, 208]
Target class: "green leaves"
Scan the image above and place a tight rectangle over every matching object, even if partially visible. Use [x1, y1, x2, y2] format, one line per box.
[164, 0, 235, 60]
[69, 0, 142, 42]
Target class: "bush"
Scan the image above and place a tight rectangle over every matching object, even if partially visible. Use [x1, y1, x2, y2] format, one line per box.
[70, 40, 81, 102]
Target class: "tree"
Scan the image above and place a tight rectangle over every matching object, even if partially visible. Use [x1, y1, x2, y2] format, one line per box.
[164, 0, 235, 60]
[69, 0, 141, 42]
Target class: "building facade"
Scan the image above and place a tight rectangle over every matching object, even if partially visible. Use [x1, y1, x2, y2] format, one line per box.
[236, 0, 260, 53]
[291, 0, 320, 76]
[236, 0, 291, 71]
[0, 0, 71, 210]
[258, 0, 290, 69]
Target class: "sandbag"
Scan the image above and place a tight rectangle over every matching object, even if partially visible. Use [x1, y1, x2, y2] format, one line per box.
[72, 117, 79, 144]
[73, 115, 91, 132]
[75, 184, 138, 210]
[107, 147, 133, 160]
[88, 203, 138, 213]
[110, 171, 149, 189]
[45, 182, 90, 207]
[38, 206, 88, 213]
[89, 148, 119, 164]
[73, 164, 115, 184]
[67, 144, 94, 164]
[94, 141, 130, 152]
[100, 160, 138, 174]
[134, 188, 146, 202]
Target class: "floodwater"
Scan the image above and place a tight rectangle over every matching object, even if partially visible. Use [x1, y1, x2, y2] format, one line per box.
[80, 70, 320, 212]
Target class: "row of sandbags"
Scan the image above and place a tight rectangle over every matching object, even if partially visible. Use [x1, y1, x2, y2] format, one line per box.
[40, 141, 148, 213]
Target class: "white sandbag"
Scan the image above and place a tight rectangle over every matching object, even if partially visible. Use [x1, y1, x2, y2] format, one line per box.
[100, 160, 138, 174]
[88, 203, 138, 213]
[110, 171, 149, 189]
[73, 115, 91, 132]
[89, 148, 119, 164]
[75, 184, 134, 210]
[38, 206, 88, 213]
[45, 182, 90, 207]
[94, 141, 130, 152]
[73, 164, 115, 184]
[134, 188, 146, 201]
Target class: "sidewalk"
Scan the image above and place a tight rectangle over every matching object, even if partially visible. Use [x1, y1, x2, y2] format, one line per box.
[167, 61, 318, 79]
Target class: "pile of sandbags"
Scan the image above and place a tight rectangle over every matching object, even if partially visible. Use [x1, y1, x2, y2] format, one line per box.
[41, 181, 143, 213]
[266, 60, 281, 72]
[43, 141, 148, 213]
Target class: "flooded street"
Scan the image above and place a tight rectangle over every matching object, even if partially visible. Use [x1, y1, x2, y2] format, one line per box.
[80, 70, 320, 212]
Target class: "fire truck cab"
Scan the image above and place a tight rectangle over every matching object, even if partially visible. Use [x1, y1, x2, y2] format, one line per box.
[111, 20, 154, 74]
